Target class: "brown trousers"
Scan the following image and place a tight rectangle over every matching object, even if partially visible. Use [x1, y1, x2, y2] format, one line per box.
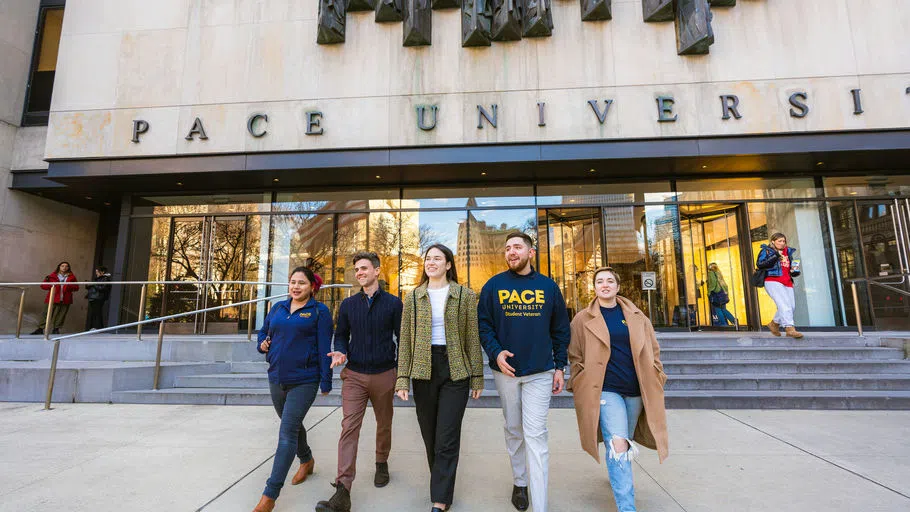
[336, 367, 396, 490]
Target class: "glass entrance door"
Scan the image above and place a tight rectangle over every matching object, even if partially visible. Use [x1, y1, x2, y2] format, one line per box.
[855, 198, 910, 330]
[680, 204, 749, 330]
[538, 208, 603, 319]
[159, 215, 254, 333]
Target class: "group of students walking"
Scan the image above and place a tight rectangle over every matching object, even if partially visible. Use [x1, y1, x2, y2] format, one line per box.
[252, 232, 669, 512]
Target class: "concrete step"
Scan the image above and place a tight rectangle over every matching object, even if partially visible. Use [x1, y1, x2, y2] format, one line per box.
[659, 347, 904, 361]
[111, 387, 569, 408]
[0, 361, 231, 403]
[665, 374, 910, 391]
[664, 390, 910, 410]
[663, 360, 910, 375]
[110, 387, 910, 410]
[655, 335, 888, 348]
[0, 337, 261, 363]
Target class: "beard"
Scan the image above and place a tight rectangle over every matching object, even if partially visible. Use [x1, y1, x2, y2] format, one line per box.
[507, 254, 531, 272]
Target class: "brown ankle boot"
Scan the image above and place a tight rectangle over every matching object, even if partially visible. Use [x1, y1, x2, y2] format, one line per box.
[785, 326, 804, 339]
[252, 495, 275, 512]
[292, 457, 315, 485]
[767, 320, 781, 337]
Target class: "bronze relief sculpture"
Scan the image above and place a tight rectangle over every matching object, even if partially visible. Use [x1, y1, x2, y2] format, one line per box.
[676, 0, 714, 55]
[580, 0, 611, 22]
[317, 0, 346, 44]
[491, 0, 523, 41]
[522, 0, 553, 38]
[462, 0, 493, 47]
[403, 0, 432, 46]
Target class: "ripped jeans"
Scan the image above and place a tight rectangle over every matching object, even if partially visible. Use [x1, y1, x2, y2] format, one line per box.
[599, 391, 643, 512]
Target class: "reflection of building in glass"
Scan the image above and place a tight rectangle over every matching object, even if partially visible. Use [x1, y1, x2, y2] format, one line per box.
[456, 207, 518, 289]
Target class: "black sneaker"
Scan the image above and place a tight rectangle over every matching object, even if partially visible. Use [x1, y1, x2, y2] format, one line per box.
[30, 328, 43, 335]
[315, 481, 351, 512]
[374, 461, 390, 487]
[511, 485, 529, 511]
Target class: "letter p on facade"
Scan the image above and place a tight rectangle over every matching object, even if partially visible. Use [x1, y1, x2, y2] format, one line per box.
[131, 120, 149, 143]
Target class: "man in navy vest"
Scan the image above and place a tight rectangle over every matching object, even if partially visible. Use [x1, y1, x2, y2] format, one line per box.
[478, 232, 571, 512]
[317, 251, 403, 512]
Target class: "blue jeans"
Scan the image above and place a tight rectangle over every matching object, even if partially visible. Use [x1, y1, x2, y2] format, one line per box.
[264, 381, 319, 499]
[712, 305, 736, 326]
[599, 391, 644, 512]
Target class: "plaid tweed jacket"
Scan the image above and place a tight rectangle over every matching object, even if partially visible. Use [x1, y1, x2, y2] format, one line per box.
[396, 281, 485, 391]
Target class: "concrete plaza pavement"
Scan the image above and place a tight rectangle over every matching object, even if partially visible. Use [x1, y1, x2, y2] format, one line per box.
[0, 403, 908, 512]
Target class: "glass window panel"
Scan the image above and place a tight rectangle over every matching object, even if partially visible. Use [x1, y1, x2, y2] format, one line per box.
[826, 202, 869, 327]
[539, 208, 603, 319]
[604, 205, 685, 328]
[403, 186, 535, 208]
[25, 7, 63, 118]
[676, 178, 817, 201]
[466, 209, 537, 290]
[747, 202, 839, 327]
[369, 211, 403, 296]
[133, 194, 270, 215]
[275, 189, 400, 211]
[399, 210, 467, 294]
[269, 214, 335, 286]
[824, 175, 910, 198]
[537, 182, 674, 205]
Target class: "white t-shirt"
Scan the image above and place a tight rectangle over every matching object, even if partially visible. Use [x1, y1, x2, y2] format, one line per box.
[427, 286, 449, 346]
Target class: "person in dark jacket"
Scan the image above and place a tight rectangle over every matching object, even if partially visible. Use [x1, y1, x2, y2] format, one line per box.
[316, 251, 403, 512]
[756, 232, 803, 338]
[32, 261, 79, 335]
[252, 266, 334, 512]
[85, 265, 112, 330]
[477, 232, 571, 512]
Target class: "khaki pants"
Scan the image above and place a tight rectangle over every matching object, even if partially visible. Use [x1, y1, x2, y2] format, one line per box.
[38, 303, 70, 331]
[335, 367, 396, 490]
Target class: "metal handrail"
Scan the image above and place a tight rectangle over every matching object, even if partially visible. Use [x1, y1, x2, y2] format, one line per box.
[845, 273, 910, 336]
[0, 279, 322, 340]
[42, 283, 354, 410]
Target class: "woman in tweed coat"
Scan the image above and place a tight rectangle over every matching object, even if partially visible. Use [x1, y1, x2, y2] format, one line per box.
[396, 244, 484, 512]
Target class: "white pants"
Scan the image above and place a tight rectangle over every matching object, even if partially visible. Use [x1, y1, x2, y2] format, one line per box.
[765, 281, 796, 327]
[493, 370, 554, 512]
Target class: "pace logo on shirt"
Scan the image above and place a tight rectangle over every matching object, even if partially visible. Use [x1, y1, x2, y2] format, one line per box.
[300, 312, 312, 318]
[498, 289, 545, 316]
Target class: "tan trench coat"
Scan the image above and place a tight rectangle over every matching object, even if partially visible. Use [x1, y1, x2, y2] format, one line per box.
[566, 296, 669, 463]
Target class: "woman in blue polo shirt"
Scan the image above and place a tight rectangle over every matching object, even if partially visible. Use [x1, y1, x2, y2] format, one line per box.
[252, 266, 334, 512]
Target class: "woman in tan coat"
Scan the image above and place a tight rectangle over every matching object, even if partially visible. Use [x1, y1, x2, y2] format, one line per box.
[566, 267, 669, 512]
[396, 244, 484, 512]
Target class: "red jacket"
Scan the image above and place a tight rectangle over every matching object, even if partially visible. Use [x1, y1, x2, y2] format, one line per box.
[41, 273, 79, 304]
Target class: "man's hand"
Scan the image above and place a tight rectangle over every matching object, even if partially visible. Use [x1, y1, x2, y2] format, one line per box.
[470, 389, 482, 400]
[327, 351, 347, 368]
[552, 369, 565, 395]
[396, 389, 409, 401]
[496, 350, 516, 377]
[259, 338, 271, 353]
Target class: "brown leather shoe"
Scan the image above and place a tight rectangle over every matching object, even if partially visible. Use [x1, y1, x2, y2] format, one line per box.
[252, 495, 275, 512]
[292, 457, 315, 485]
[767, 320, 781, 337]
[785, 326, 804, 339]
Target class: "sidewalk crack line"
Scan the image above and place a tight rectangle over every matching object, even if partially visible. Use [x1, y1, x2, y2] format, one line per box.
[196, 406, 341, 511]
[717, 410, 910, 501]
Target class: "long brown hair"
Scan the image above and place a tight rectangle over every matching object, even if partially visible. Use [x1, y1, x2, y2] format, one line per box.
[419, 244, 458, 287]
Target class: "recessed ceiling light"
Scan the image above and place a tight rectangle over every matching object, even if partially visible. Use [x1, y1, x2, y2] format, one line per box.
[849, 191, 858, 195]
[84, 196, 92, 200]
[176, 181, 183, 186]
[103, 202, 111, 206]
[588, 169, 596, 173]
[481, 172, 487, 176]
[816, 161, 824, 166]
[375, 175, 381, 179]
[272, 178, 279, 182]
[701, 165, 707, 169]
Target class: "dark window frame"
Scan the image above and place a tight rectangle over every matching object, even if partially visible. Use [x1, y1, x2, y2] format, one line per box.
[22, 0, 66, 127]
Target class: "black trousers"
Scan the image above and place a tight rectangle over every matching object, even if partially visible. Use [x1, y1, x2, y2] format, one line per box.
[412, 346, 470, 505]
[86, 300, 106, 330]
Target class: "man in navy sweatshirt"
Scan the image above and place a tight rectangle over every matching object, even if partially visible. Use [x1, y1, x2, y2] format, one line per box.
[478, 232, 571, 512]
[316, 251, 402, 512]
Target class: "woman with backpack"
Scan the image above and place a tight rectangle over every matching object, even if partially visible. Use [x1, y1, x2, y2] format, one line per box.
[706, 263, 736, 327]
[396, 244, 484, 512]
[756, 232, 803, 338]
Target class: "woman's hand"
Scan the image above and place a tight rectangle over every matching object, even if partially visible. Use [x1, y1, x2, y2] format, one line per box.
[259, 338, 270, 352]
[471, 389, 482, 400]
[396, 389, 409, 401]
[327, 351, 347, 368]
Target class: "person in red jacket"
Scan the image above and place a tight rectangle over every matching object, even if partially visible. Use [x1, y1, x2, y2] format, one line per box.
[32, 261, 79, 335]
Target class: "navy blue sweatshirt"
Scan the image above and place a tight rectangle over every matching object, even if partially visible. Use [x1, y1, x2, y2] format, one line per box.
[478, 268, 571, 376]
[257, 298, 334, 392]
[334, 287, 403, 374]
[600, 305, 640, 397]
